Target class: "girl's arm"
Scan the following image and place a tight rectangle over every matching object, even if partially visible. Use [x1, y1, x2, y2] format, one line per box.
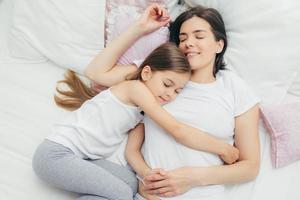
[125, 123, 167, 179]
[129, 82, 239, 164]
[125, 123, 164, 200]
[84, 4, 170, 87]
[125, 123, 151, 178]
[143, 105, 260, 197]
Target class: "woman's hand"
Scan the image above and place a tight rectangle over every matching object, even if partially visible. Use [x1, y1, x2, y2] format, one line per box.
[143, 167, 195, 198]
[135, 3, 171, 35]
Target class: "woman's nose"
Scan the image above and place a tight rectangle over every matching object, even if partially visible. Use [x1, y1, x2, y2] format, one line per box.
[185, 37, 194, 48]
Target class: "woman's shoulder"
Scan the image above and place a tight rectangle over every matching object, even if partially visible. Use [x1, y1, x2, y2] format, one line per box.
[217, 69, 249, 89]
[218, 69, 242, 80]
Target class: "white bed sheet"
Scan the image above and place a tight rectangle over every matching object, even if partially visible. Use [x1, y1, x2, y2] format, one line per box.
[1, 0, 300, 200]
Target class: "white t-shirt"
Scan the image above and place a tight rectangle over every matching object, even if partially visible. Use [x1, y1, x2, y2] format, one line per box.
[142, 70, 260, 200]
[47, 89, 143, 166]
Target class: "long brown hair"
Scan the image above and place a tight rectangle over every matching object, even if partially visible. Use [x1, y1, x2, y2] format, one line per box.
[54, 42, 190, 111]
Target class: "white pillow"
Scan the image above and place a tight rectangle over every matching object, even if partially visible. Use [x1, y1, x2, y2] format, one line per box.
[183, 0, 300, 104]
[8, 0, 106, 74]
[288, 71, 300, 97]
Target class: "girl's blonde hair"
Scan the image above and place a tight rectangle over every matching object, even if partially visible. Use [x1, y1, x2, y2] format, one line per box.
[54, 42, 190, 111]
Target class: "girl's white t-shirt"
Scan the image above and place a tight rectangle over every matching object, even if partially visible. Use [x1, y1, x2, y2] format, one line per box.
[47, 89, 143, 166]
[142, 70, 260, 200]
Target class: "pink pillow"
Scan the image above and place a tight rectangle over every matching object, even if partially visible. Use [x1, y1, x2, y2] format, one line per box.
[260, 102, 300, 168]
[106, 0, 164, 11]
[106, 5, 169, 65]
[105, 0, 165, 42]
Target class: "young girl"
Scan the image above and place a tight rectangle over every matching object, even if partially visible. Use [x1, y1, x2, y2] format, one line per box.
[32, 5, 239, 200]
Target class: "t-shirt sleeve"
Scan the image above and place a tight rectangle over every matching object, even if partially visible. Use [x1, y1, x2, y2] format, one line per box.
[232, 74, 261, 117]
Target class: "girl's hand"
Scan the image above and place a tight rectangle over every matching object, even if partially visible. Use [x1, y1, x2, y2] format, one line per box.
[219, 144, 239, 164]
[138, 169, 166, 200]
[139, 181, 160, 200]
[143, 167, 194, 198]
[135, 3, 171, 35]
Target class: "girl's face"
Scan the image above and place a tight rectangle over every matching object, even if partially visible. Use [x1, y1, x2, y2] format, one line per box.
[141, 66, 190, 105]
[178, 16, 224, 72]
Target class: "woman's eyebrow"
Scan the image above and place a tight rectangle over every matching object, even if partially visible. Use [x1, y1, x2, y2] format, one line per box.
[193, 30, 206, 34]
[179, 30, 206, 36]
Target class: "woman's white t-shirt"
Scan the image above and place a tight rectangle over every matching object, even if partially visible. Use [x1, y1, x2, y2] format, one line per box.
[142, 70, 260, 200]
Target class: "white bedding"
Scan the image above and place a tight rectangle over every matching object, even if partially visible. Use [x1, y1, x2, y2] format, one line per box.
[1, 0, 300, 200]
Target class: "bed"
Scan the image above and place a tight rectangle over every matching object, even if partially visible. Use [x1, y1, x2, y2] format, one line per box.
[1, 0, 300, 199]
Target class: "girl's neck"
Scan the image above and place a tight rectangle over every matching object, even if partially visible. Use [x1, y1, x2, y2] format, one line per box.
[190, 67, 215, 84]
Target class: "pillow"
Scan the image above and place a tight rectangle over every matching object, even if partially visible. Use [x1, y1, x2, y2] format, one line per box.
[106, 5, 169, 65]
[288, 71, 300, 97]
[8, 0, 106, 74]
[106, 0, 179, 15]
[260, 102, 300, 168]
[183, 0, 300, 104]
[105, 0, 183, 33]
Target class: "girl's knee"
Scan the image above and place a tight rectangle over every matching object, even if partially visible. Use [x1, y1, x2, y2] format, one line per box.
[126, 174, 138, 195]
[77, 195, 107, 200]
[114, 184, 134, 200]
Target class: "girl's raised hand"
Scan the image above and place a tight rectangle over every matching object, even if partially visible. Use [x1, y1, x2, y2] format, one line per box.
[136, 3, 171, 35]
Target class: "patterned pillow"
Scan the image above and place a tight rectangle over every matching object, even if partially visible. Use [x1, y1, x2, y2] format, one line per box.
[261, 102, 300, 168]
[106, 5, 169, 65]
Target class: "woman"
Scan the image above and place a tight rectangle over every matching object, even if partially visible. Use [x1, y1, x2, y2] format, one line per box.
[86, 4, 260, 200]
[138, 6, 260, 200]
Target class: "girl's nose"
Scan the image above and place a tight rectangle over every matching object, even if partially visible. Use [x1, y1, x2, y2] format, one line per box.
[166, 90, 176, 101]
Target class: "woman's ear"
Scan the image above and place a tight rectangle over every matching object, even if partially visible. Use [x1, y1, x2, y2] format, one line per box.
[216, 39, 224, 54]
[141, 65, 152, 81]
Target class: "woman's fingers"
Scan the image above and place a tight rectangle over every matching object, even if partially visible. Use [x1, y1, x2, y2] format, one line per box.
[144, 179, 169, 190]
[158, 191, 178, 198]
[147, 168, 164, 175]
[148, 186, 173, 195]
[144, 173, 166, 182]
[150, 3, 169, 19]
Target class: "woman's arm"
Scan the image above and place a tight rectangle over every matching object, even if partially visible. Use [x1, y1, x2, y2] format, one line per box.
[143, 105, 260, 197]
[85, 4, 170, 87]
[129, 82, 239, 164]
[193, 105, 260, 184]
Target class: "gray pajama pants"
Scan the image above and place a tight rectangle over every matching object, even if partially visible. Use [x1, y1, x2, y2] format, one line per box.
[32, 140, 138, 200]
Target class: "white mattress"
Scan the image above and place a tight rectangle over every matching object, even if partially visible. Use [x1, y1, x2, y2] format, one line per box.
[1, 0, 300, 200]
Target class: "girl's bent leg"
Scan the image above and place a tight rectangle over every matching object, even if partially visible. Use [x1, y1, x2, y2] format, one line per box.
[89, 159, 138, 195]
[77, 195, 107, 200]
[32, 140, 133, 200]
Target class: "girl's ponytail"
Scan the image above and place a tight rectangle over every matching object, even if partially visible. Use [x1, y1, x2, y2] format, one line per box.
[54, 70, 98, 111]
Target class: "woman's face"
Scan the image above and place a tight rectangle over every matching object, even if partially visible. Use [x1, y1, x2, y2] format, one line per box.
[178, 16, 223, 72]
